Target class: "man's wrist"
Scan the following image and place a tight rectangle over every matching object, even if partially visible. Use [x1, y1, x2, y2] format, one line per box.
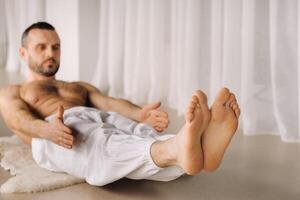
[134, 108, 144, 122]
[31, 119, 49, 139]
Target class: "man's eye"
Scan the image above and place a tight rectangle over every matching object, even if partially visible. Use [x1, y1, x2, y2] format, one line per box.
[38, 45, 46, 50]
[53, 46, 60, 51]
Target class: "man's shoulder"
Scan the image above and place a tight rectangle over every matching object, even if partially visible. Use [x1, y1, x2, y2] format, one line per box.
[72, 81, 100, 92]
[72, 80, 89, 86]
[0, 84, 21, 92]
[59, 80, 89, 87]
[0, 84, 22, 97]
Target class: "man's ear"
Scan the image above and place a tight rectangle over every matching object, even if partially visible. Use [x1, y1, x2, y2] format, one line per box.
[19, 47, 27, 62]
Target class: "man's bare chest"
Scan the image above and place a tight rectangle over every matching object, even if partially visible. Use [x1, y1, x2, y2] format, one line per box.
[20, 80, 88, 106]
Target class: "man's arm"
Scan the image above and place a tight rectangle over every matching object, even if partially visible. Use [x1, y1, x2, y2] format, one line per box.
[77, 82, 143, 121]
[76, 81, 169, 132]
[0, 85, 74, 148]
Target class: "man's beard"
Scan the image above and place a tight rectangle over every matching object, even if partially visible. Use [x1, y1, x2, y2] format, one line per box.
[29, 58, 60, 77]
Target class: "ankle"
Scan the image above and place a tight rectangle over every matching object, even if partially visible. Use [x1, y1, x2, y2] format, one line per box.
[150, 139, 178, 168]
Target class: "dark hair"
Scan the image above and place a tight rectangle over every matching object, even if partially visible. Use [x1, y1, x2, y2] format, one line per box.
[21, 22, 55, 46]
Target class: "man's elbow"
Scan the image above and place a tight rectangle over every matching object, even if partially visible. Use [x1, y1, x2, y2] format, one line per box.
[3, 115, 22, 133]
[6, 121, 19, 133]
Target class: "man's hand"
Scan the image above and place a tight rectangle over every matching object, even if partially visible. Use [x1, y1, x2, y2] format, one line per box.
[44, 105, 74, 149]
[139, 102, 169, 133]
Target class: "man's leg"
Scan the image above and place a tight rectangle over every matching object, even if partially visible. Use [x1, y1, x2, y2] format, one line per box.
[32, 107, 185, 185]
[149, 88, 240, 175]
[150, 90, 211, 175]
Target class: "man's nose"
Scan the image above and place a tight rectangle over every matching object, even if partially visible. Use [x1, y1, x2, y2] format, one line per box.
[46, 47, 54, 58]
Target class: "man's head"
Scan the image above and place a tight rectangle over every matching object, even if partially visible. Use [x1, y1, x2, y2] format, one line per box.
[20, 22, 61, 78]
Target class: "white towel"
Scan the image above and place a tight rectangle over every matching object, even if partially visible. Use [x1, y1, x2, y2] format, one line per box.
[32, 106, 184, 186]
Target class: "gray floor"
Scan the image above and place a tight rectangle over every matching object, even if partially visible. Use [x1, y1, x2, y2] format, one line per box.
[0, 68, 299, 200]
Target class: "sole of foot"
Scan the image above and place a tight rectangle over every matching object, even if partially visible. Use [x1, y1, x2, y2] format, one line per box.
[174, 90, 210, 175]
[202, 88, 240, 172]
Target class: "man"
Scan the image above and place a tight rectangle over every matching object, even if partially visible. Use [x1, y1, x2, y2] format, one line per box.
[0, 22, 240, 185]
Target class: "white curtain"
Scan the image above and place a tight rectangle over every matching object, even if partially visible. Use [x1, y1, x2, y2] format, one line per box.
[0, 0, 7, 68]
[92, 0, 300, 142]
[3, 0, 45, 74]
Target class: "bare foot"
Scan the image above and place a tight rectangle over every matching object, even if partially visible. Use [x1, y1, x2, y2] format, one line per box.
[202, 88, 240, 172]
[150, 90, 210, 175]
[174, 90, 211, 175]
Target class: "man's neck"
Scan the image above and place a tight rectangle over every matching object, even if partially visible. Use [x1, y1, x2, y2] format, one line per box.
[27, 72, 56, 82]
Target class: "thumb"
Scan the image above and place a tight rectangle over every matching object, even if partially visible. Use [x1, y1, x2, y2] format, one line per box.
[144, 101, 161, 111]
[56, 105, 64, 122]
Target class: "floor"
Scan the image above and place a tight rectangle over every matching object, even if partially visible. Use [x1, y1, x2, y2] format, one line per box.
[0, 68, 299, 200]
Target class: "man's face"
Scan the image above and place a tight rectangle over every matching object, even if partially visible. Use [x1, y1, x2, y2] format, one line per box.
[20, 29, 61, 77]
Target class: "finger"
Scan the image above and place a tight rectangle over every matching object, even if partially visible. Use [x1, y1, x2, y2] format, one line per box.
[63, 138, 73, 146]
[154, 122, 168, 129]
[154, 126, 164, 133]
[56, 105, 65, 121]
[144, 101, 161, 111]
[59, 141, 72, 149]
[151, 110, 168, 118]
[58, 136, 73, 147]
[57, 123, 73, 135]
[63, 133, 74, 142]
[64, 126, 73, 135]
[155, 117, 169, 124]
[61, 133, 74, 143]
[54, 132, 73, 145]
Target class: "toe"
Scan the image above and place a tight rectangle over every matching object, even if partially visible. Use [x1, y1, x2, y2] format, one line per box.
[226, 94, 236, 107]
[195, 90, 208, 104]
[191, 95, 199, 104]
[214, 88, 231, 105]
[189, 101, 197, 109]
[233, 104, 238, 110]
[232, 102, 240, 117]
[230, 100, 237, 108]
[188, 106, 195, 113]
[187, 93, 202, 122]
[194, 90, 210, 127]
[194, 90, 209, 112]
[188, 95, 199, 111]
[187, 112, 194, 122]
[235, 108, 241, 118]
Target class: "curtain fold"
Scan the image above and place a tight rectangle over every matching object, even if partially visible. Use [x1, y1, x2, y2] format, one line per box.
[270, 0, 299, 141]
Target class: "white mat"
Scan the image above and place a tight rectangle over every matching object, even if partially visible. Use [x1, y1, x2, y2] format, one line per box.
[0, 135, 85, 193]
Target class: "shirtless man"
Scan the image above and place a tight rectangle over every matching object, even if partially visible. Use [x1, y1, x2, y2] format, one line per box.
[0, 22, 240, 184]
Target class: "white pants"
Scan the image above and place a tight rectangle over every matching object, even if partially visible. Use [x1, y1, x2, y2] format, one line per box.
[31, 106, 184, 186]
